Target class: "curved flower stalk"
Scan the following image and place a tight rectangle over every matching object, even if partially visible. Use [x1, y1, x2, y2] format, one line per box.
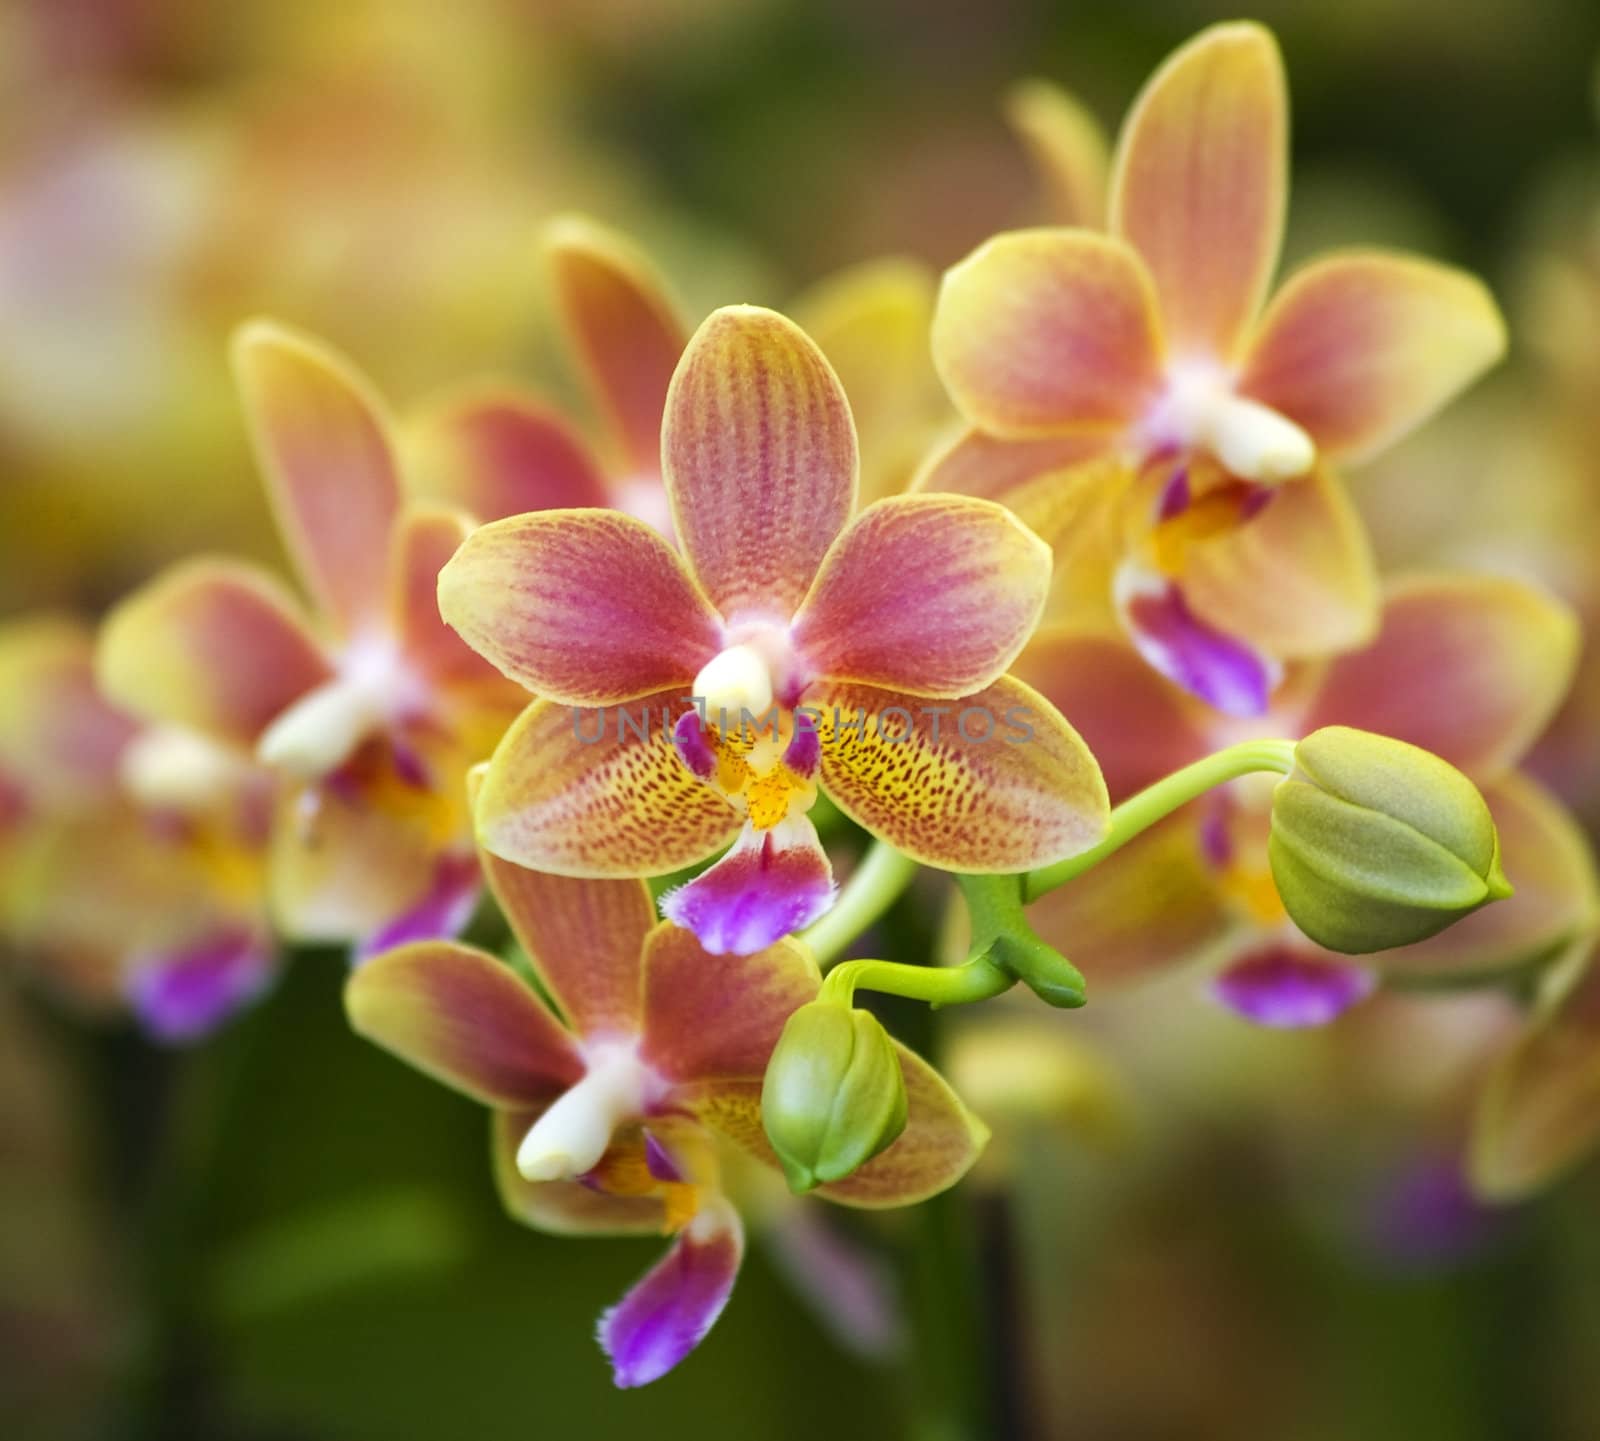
[96, 322, 527, 955]
[926, 21, 1506, 714]
[345, 856, 985, 1387]
[440, 303, 1110, 956]
[1011, 574, 1592, 1027]
[0, 617, 276, 1039]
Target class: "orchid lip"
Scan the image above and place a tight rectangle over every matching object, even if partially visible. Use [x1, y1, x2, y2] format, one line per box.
[1143, 360, 1314, 484]
[516, 1039, 659, 1182]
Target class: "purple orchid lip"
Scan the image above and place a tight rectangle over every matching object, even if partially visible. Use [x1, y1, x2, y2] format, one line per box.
[644, 1130, 684, 1183]
[128, 928, 276, 1043]
[671, 709, 717, 779]
[659, 822, 835, 956]
[1210, 947, 1376, 1028]
[1365, 1152, 1506, 1269]
[353, 851, 482, 965]
[782, 720, 821, 778]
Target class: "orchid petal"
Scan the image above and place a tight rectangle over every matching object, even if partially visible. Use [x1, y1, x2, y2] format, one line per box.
[934, 229, 1165, 436]
[663, 305, 858, 619]
[1374, 775, 1599, 982]
[475, 693, 741, 877]
[490, 1110, 668, 1236]
[639, 921, 820, 1081]
[599, 1199, 744, 1388]
[1012, 627, 1210, 801]
[791, 495, 1050, 699]
[232, 321, 402, 635]
[346, 940, 582, 1107]
[811, 675, 1109, 872]
[1179, 467, 1379, 659]
[1209, 946, 1376, 1028]
[97, 558, 330, 749]
[658, 818, 836, 957]
[911, 425, 1110, 508]
[437, 510, 723, 706]
[479, 862, 655, 1037]
[1299, 574, 1579, 779]
[1109, 21, 1286, 359]
[1114, 565, 1280, 716]
[546, 215, 688, 478]
[407, 386, 611, 522]
[1240, 250, 1507, 462]
[127, 928, 277, 1043]
[1006, 79, 1110, 228]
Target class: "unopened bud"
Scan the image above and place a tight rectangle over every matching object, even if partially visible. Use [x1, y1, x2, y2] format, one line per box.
[1269, 726, 1512, 954]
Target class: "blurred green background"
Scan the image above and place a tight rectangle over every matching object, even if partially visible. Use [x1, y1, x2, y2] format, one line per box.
[6, 1, 1600, 1438]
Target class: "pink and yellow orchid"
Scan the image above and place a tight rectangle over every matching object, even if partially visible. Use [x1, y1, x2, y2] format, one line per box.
[927, 22, 1506, 715]
[96, 323, 528, 955]
[438, 303, 1109, 956]
[0, 617, 276, 1039]
[1013, 574, 1591, 1026]
[346, 856, 985, 1387]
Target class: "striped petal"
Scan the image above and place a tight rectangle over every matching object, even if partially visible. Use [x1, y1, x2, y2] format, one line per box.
[388, 508, 517, 689]
[1180, 467, 1380, 660]
[658, 818, 836, 957]
[1209, 946, 1376, 1028]
[639, 922, 820, 1082]
[491, 1110, 668, 1236]
[1109, 21, 1287, 360]
[934, 230, 1165, 435]
[810, 675, 1109, 872]
[479, 861, 654, 1038]
[232, 321, 402, 635]
[1006, 79, 1110, 228]
[1471, 951, 1600, 1201]
[599, 1199, 744, 1388]
[1240, 251, 1507, 462]
[1373, 775, 1599, 983]
[1012, 627, 1210, 802]
[475, 693, 741, 877]
[546, 215, 688, 478]
[345, 940, 582, 1107]
[1299, 574, 1579, 779]
[406, 386, 612, 523]
[97, 558, 330, 747]
[437, 510, 723, 706]
[790, 495, 1050, 699]
[663, 306, 858, 619]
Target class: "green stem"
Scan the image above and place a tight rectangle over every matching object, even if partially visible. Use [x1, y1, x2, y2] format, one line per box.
[802, 839, 919, 968]
[821, 953, 1012, 1010]
[1024, 737, 1297, 902]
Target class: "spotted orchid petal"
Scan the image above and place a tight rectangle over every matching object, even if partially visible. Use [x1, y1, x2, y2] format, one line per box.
[479, 862, 655, 1037]
[438, 510, 723, 706]
[1114, 564, 1280, 716]
[659, 818, 836, 958]
[599, 1198, 744, 1388]
[1028, 815, 1233, 989]
[1006, 79, 1110, 228]
[97, 558, 330, 749]
[490, 1111, 670, 1236]
[1299, 574, 1580, 780]
[1471, 947, 1600, 1201]
[810, 675, 1108, 872]
[639, 922, 820, 1080]
[127, 927, 277, 1044]
[1177, 467, 1380, 661]
[664, 305, 858, 620]
[934, 230, 1165, 436]
[407, 386, 611, 523]
[1373, 775, 1599, 983]
[1109, 21, 1286, 360]
[232, 321, 402, 635]
[790, 495, 1050, 699]
[353, 851, 484, 963]
[346, 939, 583, 1107]
[476, 693, 741, 878]
[546, 215, 688, 479]
[1240, 251, 1507, 463]
[1012, 627, 1210, 801]
[1209, 946, 1376, 1028]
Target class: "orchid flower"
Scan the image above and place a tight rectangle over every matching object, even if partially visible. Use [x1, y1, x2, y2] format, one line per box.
[438, 303, 1110, 956]
[346, 854, 985, 1386]
[96, 323, 527, 955]
[0, 617, 276, 1039]
[1012, 574, 1591, 1027]
[926, 21, 1506, 715]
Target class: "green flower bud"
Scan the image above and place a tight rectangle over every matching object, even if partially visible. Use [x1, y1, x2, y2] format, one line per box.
[761, 1001, 908, 1193]
[1269, 726, 1513, 954]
